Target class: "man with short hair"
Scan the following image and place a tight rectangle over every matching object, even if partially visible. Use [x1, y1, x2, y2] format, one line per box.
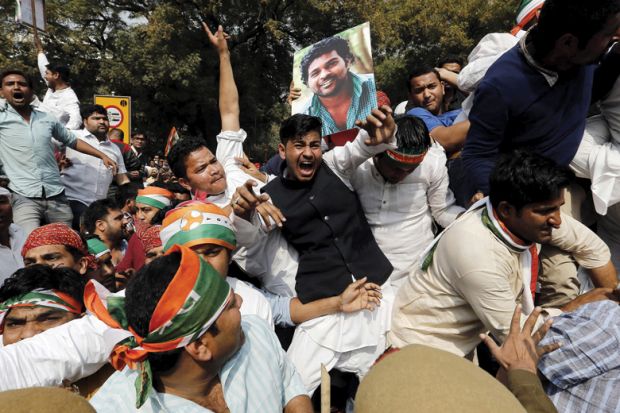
[389, 150, 618, 357]
[298, 36, 377, 136]
[130, 132, 148, 169]
[33, 31, 81, 130]
[0, 187, 25, 284]
[85, 236, 117, 292]
[82, 199, 128, 266]
[108, 128, 143, 192]
[462, 0, 620, 198]
[61, 104, 129, 229]
[0, 265, 85, 346]
[0, 70, 117, 235]
[22, 223, 93, 276]
[350, 115, 464, 287]
[88, 245, 312, 412]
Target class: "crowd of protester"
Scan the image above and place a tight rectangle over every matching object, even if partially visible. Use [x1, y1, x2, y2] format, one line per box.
[0, 0, 619, 411]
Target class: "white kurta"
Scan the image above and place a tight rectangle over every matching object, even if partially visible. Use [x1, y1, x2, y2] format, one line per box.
[36, 53, 82, 130]
[350, 144, 464, 287]
[0, 224, 26, 284]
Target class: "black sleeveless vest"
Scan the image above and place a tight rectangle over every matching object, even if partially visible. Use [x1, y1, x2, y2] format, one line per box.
[262, 161, 393, 303]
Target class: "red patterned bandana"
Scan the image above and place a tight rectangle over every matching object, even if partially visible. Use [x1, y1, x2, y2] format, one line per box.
[139, 225, 162, 253]
[21, 223, 97, 270]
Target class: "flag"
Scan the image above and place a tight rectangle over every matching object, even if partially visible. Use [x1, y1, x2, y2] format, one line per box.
[164, 127, 180, 157]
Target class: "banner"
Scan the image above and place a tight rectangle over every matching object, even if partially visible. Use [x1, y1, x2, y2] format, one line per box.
[15, 0, 47, 31]
[291, 22, 377, 138]
[94, 95, 131, 144]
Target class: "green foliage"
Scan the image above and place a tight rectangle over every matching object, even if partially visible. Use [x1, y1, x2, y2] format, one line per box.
[0, 0, 514, 160]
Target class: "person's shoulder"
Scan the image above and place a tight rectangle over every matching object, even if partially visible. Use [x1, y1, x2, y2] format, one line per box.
[406, 107, 436, 119]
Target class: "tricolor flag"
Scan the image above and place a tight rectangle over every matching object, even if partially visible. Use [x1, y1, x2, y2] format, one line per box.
[164, 126, 180, 156]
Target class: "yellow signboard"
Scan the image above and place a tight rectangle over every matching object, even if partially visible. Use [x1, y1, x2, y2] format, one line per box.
[94, 95, 131, 143]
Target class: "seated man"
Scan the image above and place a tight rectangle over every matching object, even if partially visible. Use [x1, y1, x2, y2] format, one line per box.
[235, 108, 397, 393]
[389, 150, 618, 357]
[82, 199, 128, 266]
[87, 245, 312, 412]
[0, 265, 85, 346]
[160, 201, 274, 328]
[350, 115, 464, 287]
[22, 223, 94, 276]
[85, 236, 117, 292]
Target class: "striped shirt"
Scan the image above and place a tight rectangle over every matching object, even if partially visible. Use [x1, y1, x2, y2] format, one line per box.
[90, 315, 306, 412]
[304, 72, 377, 136]
[538, 300, 620, 413]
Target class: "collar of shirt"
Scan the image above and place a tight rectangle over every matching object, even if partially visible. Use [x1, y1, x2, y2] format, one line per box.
[519, 31, 559, 87]
[77, 129, 111, 146]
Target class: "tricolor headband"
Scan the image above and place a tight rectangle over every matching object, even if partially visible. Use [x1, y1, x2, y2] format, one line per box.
[84, 244, 232, 407]
[135, 187, 174, 210]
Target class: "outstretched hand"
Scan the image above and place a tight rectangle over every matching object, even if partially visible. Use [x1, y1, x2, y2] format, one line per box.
[479, 305, 560, 375]
[339, 277, 382, 313]
[202, 23, 230, 54]
[287, 80, 302, 105]
[355, 106, 396, 146]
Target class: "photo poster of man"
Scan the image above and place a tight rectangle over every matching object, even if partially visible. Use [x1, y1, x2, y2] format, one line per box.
[291, 22, 377, 142]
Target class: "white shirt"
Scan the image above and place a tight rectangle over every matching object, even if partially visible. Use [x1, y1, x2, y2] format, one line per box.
[350, 144, 464, 287]
[227, 277, 274, 330]
[0, 316, 113, 390]
[0, 224, 26, 284]
[36, 53, 82, 130]
[61, 130, 127, 206]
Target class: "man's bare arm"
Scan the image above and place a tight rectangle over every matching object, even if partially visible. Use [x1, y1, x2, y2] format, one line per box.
[430, 120, 470, 154]
[585, 260, 617, 288]
[284, 395, 313, 413]
[203, 24, 240, 131]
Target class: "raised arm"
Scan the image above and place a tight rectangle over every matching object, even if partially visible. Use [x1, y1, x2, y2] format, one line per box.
[203, 23, 239, 132]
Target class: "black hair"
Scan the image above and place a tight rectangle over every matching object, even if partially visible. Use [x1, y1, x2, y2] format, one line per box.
[131, 132, 146, 140]
[437, 55, 464, 69]
[167, 137, 209, 180]
[125, 253, 183, 372]
[531, 0, 620, 56]
[115, 182, 140, 209]
[0, 265, 86, 309]
[166, 181, 190, 196]
[82, 198, 120, 235]
[393, 115, 431, 154]
[489, 150, 572, 211]
[108, 128, 124, 140]
[279, 114, 322, 144]
[80, 104, 107, 121]
[407, 67, 441, 92]
[45, 62, 71, 83]
[0, 69, 34, 88]
[150, 204, 175, 226]
[300, 36, 354, 86]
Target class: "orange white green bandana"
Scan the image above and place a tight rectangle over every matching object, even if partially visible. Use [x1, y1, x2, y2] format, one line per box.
[135, 187, 174, 210]
[0, 289, 83, 333]
[84, 244, 232, 407]
[160, 201, 236, 252]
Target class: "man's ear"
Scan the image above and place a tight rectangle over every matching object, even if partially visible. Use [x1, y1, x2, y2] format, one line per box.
[77, 256, 89, 275]
[185, 335, 213, 362]
[95, 219, 107, 235]
[178, 177, 192, 192]
[555, 33, 579, 55]
[278, 143, 286, 160]
[496, 200, 516, 221]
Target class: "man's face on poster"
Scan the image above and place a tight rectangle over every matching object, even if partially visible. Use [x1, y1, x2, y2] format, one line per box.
[306, 50, 351, 98]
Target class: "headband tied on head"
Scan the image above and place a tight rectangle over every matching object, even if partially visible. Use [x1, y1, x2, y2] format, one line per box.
[87, 238, 110, 259]
[22, 223, 97, 270]
[511, 0, 545, 35]
[0, 289, 83, 333]
[84, 244, 232, 407]
[135, 187, 174, 210]
[384, 149, 427, 168]
[160, 201, 236, 252]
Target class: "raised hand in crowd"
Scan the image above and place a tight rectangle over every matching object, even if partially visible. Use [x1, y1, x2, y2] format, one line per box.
[232, 179, 286, 229]
[355, 105, 396, 146]
[202, 22, 230, 54]
[287, 80, 302, 105]
[234, 155, 268, 183]
[480, 305, 560, 378]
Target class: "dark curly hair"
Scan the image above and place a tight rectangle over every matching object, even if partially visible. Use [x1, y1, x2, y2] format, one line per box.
[300, 36, 354, 86]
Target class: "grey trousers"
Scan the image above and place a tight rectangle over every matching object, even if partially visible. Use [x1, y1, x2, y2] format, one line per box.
[11, 191, 73, 236]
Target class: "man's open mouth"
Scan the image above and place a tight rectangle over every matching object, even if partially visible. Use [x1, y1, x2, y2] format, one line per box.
[298, 160, 315, 177]
[320, 78, 334, 89]
[12, 92, 25, 103]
